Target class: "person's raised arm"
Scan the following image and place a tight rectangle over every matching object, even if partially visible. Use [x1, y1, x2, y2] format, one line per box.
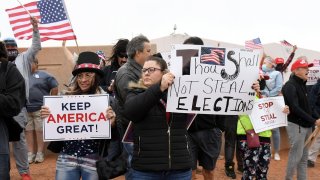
[281, 45, 297, 73]
[25, 17, 42, 62]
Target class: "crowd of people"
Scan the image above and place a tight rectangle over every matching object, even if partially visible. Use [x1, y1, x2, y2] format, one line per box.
[1, 16, 320, 180]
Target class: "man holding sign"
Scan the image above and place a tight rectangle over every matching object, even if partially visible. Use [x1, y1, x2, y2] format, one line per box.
[40, 52, 115, 180]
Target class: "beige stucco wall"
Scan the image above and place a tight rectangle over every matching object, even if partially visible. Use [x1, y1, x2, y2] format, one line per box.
[18, 44, 157, 92]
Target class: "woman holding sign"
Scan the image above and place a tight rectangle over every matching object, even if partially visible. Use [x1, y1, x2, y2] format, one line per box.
[237, 76, 289, 180]
[40, 51, 115, 180]
[261, 56, 283, 161]
[123, 56, 192, 179]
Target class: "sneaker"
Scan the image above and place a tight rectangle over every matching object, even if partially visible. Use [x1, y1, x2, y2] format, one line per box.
[225, 165, 236, 179]
[35, 152, 44, 163]
[27, 152, 35, 164]
[308, 160, 315, 168]
[274, 153, 281, 161]
[21, 173, 32, 180]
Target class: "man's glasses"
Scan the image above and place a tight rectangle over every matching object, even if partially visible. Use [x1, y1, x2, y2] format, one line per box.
[142, 67, 162, 74]
[118, 53, 128, 59]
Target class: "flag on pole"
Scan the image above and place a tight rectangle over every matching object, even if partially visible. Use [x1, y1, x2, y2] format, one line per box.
[280, 40, 293, 54]
[280, 40, 293, 47]
[245, 38, 263, 49]
[6, 0, 76, 41]
[312, 59, 320, 67]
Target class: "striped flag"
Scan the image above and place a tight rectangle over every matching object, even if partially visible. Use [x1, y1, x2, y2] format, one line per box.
[6, 0, 76, 41]
[245, 38, 263, 49]
[312, 59, 320, 67]
[200, 47, 225, 65]
[280, 40, 293, 47]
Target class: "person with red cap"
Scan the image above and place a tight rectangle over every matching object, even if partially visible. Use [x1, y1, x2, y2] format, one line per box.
[282, 56, 320, 180]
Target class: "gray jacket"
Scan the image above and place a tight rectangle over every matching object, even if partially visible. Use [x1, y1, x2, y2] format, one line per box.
[14, 29, 41, 99]
[114, 58, 142, 127]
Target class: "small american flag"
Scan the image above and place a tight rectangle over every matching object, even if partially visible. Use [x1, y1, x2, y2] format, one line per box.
[312, 59, 320, 67]
[6, 0, 76, 41]
[245, 38, 263, 49]
[280, 40, 293, 47]
[200, 47, 225, 65]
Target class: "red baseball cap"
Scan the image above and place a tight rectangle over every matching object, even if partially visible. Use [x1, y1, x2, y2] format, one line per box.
[291, 58, 314, 71]
[275, 58, 284, 64]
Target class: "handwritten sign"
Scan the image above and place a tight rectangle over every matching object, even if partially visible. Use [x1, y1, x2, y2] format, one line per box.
[249, 96, 287, 133]
[166, 44, 261, 115]
[43, 94, 110, 141]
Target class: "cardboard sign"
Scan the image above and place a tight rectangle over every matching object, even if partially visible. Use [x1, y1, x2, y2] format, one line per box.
[249, 96, 287, 133]
[166, 44, 261, 115]
[43, 94, 110, 141]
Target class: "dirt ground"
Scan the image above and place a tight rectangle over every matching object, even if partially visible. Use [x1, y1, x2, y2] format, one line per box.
[9, 149, 320, 180]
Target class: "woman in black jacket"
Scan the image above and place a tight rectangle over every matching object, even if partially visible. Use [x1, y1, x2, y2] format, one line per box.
[123, 56, 192, 180]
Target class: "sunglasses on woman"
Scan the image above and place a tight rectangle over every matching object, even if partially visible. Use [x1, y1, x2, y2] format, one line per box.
[118, 53, 128, 59]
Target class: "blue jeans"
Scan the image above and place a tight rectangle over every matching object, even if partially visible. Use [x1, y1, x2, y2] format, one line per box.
[131, 169, 192, 180]
[0, 154, 10, 180]
[123, 142, 134, 179]
[12, 107, 29, 174]
[55, 154, 98, 180]
[271, 128, 280, 153]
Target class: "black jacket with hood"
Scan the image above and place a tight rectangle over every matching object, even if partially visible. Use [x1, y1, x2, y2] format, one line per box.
[282, 74, 316, 127]
[0, 61, 26, 154]
[123, 81, 192, 171]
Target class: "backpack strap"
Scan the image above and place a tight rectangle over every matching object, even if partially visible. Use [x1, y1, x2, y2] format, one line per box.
[0, 61, 8, 94]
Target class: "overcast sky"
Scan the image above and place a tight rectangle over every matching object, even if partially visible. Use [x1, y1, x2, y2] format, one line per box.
[1, 0, 320, 51]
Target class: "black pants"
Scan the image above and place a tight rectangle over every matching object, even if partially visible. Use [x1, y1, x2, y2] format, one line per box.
[224, 115, 242, 167]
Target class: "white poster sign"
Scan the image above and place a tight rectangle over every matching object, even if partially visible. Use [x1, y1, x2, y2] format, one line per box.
[249, 96, 287, 133]
[43, 94, 110, 141]
[307, 59, 320, 86]
[166, 44, 261, 115]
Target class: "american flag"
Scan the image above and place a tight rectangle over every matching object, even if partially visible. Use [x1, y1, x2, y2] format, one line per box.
[200, 47, 225, 65]
[6, 0, 76, 41]
[245, 38, 263, 49]
[312, 59, 320, 67]
[280, 40, 293, 47]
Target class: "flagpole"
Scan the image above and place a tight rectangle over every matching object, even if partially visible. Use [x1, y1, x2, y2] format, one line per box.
[74, 39, 80, 54]
[61, 0, 80, 54]
[16, 0, 32, 17]
[305, 127, 320, 147]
